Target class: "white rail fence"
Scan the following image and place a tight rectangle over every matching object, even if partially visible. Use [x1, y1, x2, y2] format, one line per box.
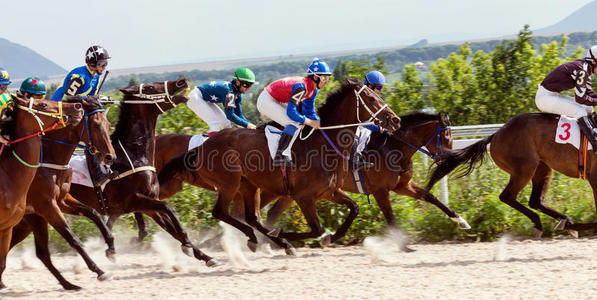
[428, 124, 504, 204]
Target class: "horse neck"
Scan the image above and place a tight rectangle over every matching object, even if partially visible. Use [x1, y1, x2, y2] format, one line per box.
[390, 120, 440, 155]
[316, 94, 359, 155]
[111, 104, 158, 166]
[1, 111, 47, 194]
[41, 122, 82, 165]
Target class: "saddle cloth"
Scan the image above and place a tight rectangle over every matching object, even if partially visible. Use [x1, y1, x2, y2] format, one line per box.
[70, 153, 94, 188]
[555, 115, 593, 150]
[188, 134, 208, 151]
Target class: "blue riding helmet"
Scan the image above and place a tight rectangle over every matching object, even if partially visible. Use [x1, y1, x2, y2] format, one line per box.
[364, 71, 386, 86]
[0, 67, 11, 85]
[307, 57, 332, 75]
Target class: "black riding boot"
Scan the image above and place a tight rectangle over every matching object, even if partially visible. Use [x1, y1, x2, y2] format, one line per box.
[350, 140, 373, 171]
[85, 150, 116, 187]
[578, 114, 597, 152]
[273, 134, 294, 166]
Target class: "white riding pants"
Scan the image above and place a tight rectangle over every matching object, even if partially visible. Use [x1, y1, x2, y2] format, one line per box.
[186, 88, 231, 132]
[535, 85, 592, 118]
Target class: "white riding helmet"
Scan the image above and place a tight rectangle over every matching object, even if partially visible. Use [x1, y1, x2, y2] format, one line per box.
[586, 45, 597, 62]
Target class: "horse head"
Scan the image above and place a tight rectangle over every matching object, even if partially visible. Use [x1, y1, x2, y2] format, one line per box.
[64, 95, 116, 165]
[11, 94, 84, 136]
[119, 79, 190, 113]
[347, 78, 401, 133]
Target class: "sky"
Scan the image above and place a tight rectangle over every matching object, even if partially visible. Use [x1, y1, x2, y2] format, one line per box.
[0, 0, 593, 70]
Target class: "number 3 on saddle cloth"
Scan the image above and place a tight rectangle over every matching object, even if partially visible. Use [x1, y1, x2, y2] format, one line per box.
[555, 115, 591, 179]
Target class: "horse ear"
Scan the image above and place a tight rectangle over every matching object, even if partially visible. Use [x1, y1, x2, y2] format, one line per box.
[120, 85, 137, 94]
[345, 78, 359, 86]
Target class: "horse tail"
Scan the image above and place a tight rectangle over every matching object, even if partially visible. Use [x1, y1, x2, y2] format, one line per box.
[425, 134, 494, 191]
[158, 147, 199, 185]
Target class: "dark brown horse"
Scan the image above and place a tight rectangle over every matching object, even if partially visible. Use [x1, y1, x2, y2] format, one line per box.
[6, 95, 115, 290]
[65, 80, 220, 267]
[261, 112, 470, 246]
[158, 79, 401, 253]
[426, 113, 597, 238]
[0, 95, 83, 289]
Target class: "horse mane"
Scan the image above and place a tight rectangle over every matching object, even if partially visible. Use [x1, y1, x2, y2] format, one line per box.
[399, 111, 440, 128]
[317, 79, 362, 119]
[110, 102, 132, 143]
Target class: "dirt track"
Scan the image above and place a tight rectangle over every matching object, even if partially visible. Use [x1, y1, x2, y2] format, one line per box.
[2, 230, 596, 300]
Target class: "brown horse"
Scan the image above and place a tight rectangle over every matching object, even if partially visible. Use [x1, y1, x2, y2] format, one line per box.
[0, 95, 83, 289]
[65, 80, 220, 267]
[426, 113, 597, 238]
[261, 112, 471, 246]
[158, 79, 401, 253]
[6, 95, 115, 290]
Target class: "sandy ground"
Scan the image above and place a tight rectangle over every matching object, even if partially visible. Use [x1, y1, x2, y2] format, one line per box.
[1, 227, 596, 300]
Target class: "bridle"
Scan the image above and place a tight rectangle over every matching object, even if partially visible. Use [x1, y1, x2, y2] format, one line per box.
[392, 120, 451, 160]
[129, 81, 188, 113]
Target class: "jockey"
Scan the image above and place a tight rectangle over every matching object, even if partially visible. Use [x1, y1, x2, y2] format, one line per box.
[536, 45, 597, 149]
[20, 77, 46, 99]
[186, 67, 257, 137]
[0, 67, 12, 145]
[351, 71, 386, 170]
[52, 45, 113, 186]
[256, 57, 331, 166]
[51, 45, 110, 101]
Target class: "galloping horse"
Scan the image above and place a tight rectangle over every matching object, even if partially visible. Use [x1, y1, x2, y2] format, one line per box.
[0, 95, 83, 289]
[6, 95, 115, 290]
[158, 79, 401, 253]
[426, 113, 597, 238]
[261, 112, 470, 246]
[65, 80, 220, 267]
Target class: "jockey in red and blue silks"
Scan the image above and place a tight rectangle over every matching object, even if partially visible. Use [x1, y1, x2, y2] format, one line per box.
[257, 57, 332, 166]
[52, 45, 110, 101]
[352, 71, 386, 170]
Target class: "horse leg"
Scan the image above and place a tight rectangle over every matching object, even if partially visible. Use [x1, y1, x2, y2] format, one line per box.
[393, 181, 470, 229]
[265, 196, 293, 228]
[499, 173, 543, 237]
[527, 163, 571, 224]
[277, 197, 324, 241]
[370, 188, 415, 252]
[240, 183, 295, 255]
[131, 194, 220, 267]
[326, 190, 360, 243]
[43, 204, 107, 280]
[0, 228, 13, 289]
[59, 198, 116, 260]
[558, 179, 597, 233]
[23, 214, 82, 290]
[106, 215, 117, 230]
[134, 212, 148, 243]
[212, 188, 260, 252]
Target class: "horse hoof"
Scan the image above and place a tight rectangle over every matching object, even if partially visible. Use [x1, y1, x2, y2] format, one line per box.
[206, 259, 222, 268]
[105, 249, 116, 263]
[554, 219, 567, 231]
[533, 228, 543, 238]
[247, 241, 258, 252]
[63, 283, 83, 291]
[97, 273, 112, 281]
[268, 227, 282, 237]
[181, 245, 193, 257]
[401, 245, 416, 253]
[320, 233, 332, 247]
[285, 246, 297, 256]
[568, 230, 579, 238]
[451, 216, 471, 230]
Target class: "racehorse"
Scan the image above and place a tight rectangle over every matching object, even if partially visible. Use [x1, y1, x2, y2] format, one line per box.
[6, 95, 115, 290]
[426, 113, 597, 238]
[0, 95, 83, 289]
[65, 80, 221, 267]
[138, 112, 469, 250]
[261, 112, 471, 247]
[158, 79, 401, 253]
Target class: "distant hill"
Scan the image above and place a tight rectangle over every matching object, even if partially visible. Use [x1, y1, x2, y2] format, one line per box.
[536, 0, 597, 34]
[0, 38, 66, 84]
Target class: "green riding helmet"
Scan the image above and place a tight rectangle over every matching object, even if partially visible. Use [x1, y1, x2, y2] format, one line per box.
[20, 77, 46, 95]
[232, 67, 256, 83]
